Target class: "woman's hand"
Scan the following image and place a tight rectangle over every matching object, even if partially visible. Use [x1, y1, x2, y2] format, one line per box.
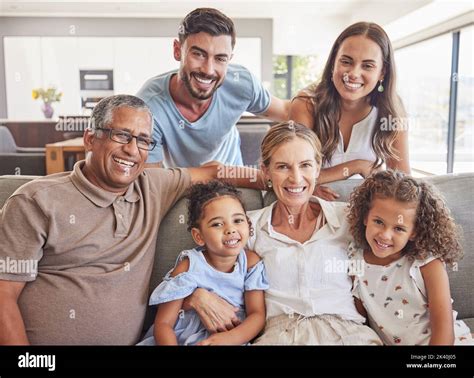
[354, 159, 378, 178]
[314, 185, 340, 201]
[183, 288, 241, 333]
[317, 160, 378, 185]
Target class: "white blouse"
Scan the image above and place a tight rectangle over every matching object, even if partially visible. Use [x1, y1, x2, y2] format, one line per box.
[323, 106, 378, 169]
[247, 197, 365, 323]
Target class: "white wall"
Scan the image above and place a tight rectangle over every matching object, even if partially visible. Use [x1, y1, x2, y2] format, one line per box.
[4, 37, 43, 120]
[41, 37, 81, 117]
[273, 15, 344, 57]
[4, 36, 262, 119]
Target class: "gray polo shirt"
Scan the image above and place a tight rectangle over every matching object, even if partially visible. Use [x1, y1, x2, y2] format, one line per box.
[0, 161, 191, 345]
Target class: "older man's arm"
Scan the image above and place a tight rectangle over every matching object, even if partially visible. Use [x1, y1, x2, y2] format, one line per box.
[145, 162, 163, 168]
[0, 280, 29, 345]
[187, 162, 265, 189]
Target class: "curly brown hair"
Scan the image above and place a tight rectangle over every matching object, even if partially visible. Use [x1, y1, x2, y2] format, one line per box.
[186, 180, 253, 236]
[347, 170, 463, 265]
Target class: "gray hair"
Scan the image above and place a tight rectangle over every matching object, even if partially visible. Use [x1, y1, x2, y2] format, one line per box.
[88, 94, 153, 132]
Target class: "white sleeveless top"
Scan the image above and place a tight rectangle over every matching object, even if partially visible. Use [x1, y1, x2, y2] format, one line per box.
[323, 106, 378, 169]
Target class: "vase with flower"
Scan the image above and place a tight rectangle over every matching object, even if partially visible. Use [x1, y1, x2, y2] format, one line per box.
[32, 87, 63, 119]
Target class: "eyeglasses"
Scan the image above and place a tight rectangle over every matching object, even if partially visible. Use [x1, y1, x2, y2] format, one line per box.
[95, 127, 156, 151]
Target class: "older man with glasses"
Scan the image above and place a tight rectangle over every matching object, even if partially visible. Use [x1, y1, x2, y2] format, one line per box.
[0, 94, 259, 345]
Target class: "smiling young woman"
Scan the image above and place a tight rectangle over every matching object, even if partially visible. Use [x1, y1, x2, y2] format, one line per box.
[290, 22, 410, 186]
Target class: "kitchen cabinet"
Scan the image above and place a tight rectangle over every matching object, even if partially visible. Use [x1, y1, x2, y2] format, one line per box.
[113, 37, 177, 95]
[77, 37, 115, 69]
[4, 37, 43, 119]
[41, 37, 81, 116]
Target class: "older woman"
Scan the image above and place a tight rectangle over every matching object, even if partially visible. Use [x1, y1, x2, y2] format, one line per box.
[246, 122, 381, 345]
[186, 122, 381, 345]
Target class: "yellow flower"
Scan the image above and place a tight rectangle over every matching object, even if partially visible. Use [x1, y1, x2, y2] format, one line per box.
[31, 87, 63, 103]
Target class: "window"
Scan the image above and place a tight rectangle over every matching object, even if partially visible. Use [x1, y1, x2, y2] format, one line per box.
[273, 55, 321, 99]
[396, 26, 474, 175]
[454, 25, 474, 173]
[396, 34, 452, 175]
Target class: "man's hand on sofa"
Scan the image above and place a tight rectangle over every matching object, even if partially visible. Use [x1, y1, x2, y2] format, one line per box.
[182, 288, 241, 333]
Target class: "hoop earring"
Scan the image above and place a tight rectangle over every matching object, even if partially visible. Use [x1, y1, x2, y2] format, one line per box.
[377, 80, 384, 93]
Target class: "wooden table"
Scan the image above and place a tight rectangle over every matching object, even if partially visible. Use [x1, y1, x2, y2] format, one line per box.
[45, 138, 85, 174]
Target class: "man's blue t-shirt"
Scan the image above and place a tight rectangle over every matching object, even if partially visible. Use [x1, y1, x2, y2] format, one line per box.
[137, 64, 271, 167]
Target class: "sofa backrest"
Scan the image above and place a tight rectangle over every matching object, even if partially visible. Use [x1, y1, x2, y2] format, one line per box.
[237, 124, 269, 167]
[0, 176, 39, 204]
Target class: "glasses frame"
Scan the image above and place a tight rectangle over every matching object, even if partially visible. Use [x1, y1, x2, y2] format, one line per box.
[95, 127, 156, 151]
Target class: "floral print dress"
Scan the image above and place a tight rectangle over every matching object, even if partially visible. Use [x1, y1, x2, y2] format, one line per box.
[348, 242, 472, 345]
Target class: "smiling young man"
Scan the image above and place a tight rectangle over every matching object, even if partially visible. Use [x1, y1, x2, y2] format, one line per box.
[0, 95, 259, 345]
[137, 8, 289, 168]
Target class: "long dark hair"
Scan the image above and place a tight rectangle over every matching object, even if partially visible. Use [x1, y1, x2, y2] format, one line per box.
[298, 22, 406, 168]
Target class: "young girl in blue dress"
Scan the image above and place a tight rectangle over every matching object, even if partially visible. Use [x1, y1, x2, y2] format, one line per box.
[139, 180, 268, 345]
[346, 170, 473, 345]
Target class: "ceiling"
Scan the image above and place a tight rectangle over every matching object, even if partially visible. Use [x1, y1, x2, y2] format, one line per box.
[0, 0, 432, 22]
[2, 0, 451, 55]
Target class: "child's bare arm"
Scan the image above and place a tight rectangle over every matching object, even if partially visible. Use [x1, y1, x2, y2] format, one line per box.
[420, 259, 455, 345]
[153, 258, 190, 345]
[349, 275, 368, 320]
[197, 250, 266, 345]
[154, 299, 183, 345]
[197, 290, 266, 346]
[354, 297, 368, 319]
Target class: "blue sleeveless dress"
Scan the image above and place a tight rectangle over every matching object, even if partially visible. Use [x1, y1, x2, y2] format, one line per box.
[138, 247, 269, 345]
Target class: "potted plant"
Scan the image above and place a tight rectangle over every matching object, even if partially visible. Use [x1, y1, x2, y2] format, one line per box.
[32, 87, 63, 119]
